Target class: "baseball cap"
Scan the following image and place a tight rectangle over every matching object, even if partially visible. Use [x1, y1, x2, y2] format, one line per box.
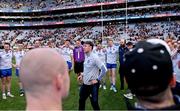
[123, 39, 173, 96]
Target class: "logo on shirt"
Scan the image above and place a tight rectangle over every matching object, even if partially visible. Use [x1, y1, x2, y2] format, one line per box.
[87, 60, 90, 64]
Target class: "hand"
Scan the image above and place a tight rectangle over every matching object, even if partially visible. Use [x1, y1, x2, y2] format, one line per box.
[12, 64, 18, 68]
[77, 75, 83, 82]
[70, 66, 73, 71]
[69, 46, 74, 50]
[15, 65, 19, 68]
[90, 79, 98, 85]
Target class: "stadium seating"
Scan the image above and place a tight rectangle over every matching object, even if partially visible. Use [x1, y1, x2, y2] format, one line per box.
[0, 0, 116, 10]
[0, 21, 179, 47]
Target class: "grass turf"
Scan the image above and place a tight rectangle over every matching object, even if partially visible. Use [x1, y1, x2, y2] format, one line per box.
[0, 68, 132, 110]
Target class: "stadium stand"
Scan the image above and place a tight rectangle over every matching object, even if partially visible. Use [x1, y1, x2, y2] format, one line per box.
[0, 0, 116, 10]
[0, 0, 180, 110]
[0, 21, 179, 48]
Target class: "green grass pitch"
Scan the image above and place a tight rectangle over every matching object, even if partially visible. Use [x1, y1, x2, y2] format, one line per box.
[0, 68, 131, 110]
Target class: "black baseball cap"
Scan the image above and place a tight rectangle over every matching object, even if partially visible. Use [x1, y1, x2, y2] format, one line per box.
[123, 39, 173, 96]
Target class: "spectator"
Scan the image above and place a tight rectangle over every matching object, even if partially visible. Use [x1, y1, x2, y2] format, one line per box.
[118, 38, 128, 90]
[172, 44, 180, 96]
[123, 39, 180, 110]
[19, 48, 70, 110]
[34, 40, 41, 48]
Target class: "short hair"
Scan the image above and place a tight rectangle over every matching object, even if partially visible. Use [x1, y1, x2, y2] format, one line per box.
[108, 39, 113, 42]
[17, 40, 23, 44]
[65, 39, 70, 42]
[126, 42, 133, 46]
[84, 41, 94, 50]
[4, 42, 10, 46]
[81, 41, 84, 45]
[77, 39, 81, 42]
[34, 40, 40, 43]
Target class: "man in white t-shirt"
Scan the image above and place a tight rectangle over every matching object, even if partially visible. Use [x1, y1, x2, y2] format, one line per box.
[106, 39, 118, 93]
[0, 43, 14, 99]
[13, 43, 25, 96]
[19, 48, 70, 110]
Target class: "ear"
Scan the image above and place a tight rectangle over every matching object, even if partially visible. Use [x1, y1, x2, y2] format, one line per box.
[55, 73, 69, 98]
[55, 74, 62, 91]
[170, 75, 176, 88]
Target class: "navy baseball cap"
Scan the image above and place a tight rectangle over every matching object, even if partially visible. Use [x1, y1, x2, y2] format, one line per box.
[123, 39, 173, 96]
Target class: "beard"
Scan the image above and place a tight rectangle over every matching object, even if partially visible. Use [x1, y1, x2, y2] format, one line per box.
[121, 44, 125, 47]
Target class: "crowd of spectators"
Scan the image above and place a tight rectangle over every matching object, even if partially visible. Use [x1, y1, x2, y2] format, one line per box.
[0, 0, 116, 10]
[0, 21, 179, 48]
[0, 5, 178, 25]
[0, 0, 178, 12]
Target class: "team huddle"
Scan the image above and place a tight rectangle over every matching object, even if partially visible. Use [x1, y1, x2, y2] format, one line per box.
[1, 37, 180, 110]
[0, 38, 127, 99]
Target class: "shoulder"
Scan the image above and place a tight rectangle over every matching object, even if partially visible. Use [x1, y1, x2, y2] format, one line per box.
[1, 50, 5, 54]
[13, 51, 17, 55]
[91, 52, 97, 56]
[8, 50, 13, 54]
[91, 53, 99, 61]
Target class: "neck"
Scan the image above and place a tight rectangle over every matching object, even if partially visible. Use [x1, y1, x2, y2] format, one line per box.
[137, 89, 175, 109]
[96, 48, 100, 51]
[121, 45, 125, 48]
[86, 51, 91, 56]
[5, 49, 9, 53]
[76, 45, 80, 47]
[26, 94, 62, 111]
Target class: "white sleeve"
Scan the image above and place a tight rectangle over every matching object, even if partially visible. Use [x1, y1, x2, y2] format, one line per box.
[94, 56, 107, 80]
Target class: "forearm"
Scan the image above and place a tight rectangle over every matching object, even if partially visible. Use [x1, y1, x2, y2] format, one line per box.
[97, 65, 107, 81]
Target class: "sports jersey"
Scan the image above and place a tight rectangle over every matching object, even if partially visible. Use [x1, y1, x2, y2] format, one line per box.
[93, 49, 106, 64]
[0, 50, 13, 69]
[106, 45, 118, 64]
[172, 52, 180, 83]
[73, 46, 85, 62]
[59, 47, 73, 62]
[14, 50, 25, 69]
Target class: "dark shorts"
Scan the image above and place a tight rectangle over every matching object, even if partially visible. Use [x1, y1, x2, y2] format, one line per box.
[106, 63, 117, 69]
[0, 68, 12, 78]
[74, 61, 84, 74]
[16, 69, 19, 77]
[66, 61, 72, 70]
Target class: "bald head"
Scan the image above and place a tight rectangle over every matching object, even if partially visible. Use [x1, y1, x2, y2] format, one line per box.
[19, 48, 69, 96]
